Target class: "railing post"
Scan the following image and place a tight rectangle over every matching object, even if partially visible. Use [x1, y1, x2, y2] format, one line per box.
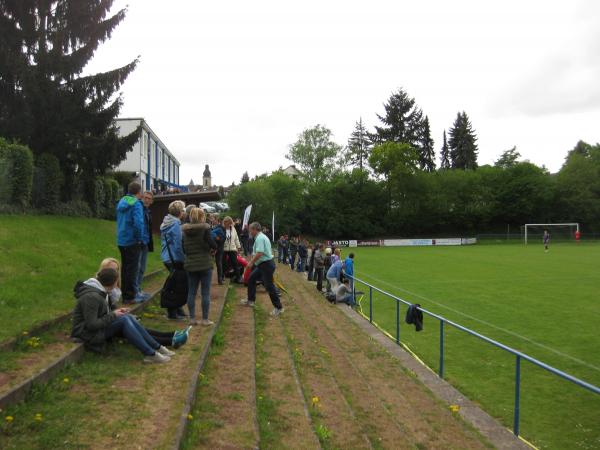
[369, 287, 373, 323]
[396, 300, 400, 344]
[514, 355, 521, 436]
[439, 320, 445, 378]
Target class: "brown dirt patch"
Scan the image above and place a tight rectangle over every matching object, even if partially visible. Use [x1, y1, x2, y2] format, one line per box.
[188, 287, 259, 449]
[255, 290, 320, 449]
[279, 268, 489, 450]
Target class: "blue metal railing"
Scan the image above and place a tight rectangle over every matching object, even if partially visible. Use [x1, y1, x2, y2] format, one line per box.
[347, 273, 600, 437]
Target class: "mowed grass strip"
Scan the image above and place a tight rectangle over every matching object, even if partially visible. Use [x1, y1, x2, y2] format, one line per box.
[0, 215, 164, 342]
[280, 269, 490, 450]
[0, 284, 225, 450]
[182, 287, 258, 449]
[254, 291, 320, 449]
[348, 243, 600, 450]
[0, 269, 166, 398]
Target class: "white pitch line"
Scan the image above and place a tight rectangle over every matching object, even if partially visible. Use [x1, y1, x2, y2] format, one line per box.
[356, 270, 600, 374]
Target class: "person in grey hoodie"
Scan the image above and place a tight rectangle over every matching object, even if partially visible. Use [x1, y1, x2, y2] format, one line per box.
[71, 268, 175, 363]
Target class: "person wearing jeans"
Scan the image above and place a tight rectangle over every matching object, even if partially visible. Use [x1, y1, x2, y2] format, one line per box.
[116, 182, 145, 304]
[71, 268, 174, 363]
[183, 207, 217, 326]
[241, 222, 283, 316]
[187, 269, 213, 324]
[135, 191, 154, 301]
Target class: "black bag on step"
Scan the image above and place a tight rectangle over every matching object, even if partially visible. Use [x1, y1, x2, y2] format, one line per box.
[160, 239, 188, 309]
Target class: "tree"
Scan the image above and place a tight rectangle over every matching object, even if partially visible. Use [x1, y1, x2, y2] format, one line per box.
[418, 116, 435, 171]
[286, 124, 341, 183]
[372, 88, 434, 170]
[440, 130, 450, 169]
[345, 118, 371, 171]
[495, 146, 521, 168]
[241, 171, 250, 184]
[0, 1, 139, 200]
[448, 111, 478, 170]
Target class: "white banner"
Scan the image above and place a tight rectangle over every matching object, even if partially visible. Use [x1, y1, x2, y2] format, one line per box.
[433, 238, 462, 246]
[384, 239, 433, 247]
[242, 204, 252, 229]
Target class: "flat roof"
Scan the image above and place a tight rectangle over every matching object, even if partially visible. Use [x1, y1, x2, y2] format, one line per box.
[115, 117, 180, 165]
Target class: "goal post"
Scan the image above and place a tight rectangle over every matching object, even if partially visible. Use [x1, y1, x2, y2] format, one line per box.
[523, 223, 580, 245]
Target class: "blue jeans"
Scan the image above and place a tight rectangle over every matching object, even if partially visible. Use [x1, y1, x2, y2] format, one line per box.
[289, 254, 296, 270]
[104, 315, 160, 356]
[340, 293, 356, 306]
[135, 244, 149, 295]
[297, 257, 306, 272]
[247, 259, 282, 309]
[187, 269, 212, 319]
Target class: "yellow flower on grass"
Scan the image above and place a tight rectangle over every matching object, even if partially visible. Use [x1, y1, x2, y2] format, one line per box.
[311, 396, 320, 406]
[449, 404, 460, 412]
[187, 414, 193, 420]
[34, 413, 43, 421]
[63, 377, 70, 384]
[5, 416, 14, 423]
[22, 331, 29, 336]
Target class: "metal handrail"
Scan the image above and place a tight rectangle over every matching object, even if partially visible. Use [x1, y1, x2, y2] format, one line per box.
[347, 273, 600, 437]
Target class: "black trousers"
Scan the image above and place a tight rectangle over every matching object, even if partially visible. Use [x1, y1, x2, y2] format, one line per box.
[315, 268, 324, 291]
[224, 251, 241, 279]
[289, 253, 297, 270]
[163, 262, 187, 318]
[215, 247, 224, 282]
[119, 244, 141, 302]
[248, 259, 282, 309]
[147, 329, 174, 347]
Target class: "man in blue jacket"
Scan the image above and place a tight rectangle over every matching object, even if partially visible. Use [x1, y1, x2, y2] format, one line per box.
[116, 182, 144, 304]
[344, 253, 355, 291]
[135, 191, 154, 301]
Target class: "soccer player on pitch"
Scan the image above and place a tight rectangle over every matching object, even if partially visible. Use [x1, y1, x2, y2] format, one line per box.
[543, 229, 550, 252]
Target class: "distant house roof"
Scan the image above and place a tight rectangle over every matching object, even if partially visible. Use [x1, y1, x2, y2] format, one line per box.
[188, 179, 195, 186]
[282, 165, 302, 177]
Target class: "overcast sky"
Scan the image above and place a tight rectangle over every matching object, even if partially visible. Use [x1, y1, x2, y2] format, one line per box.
[86, 0, 600, 187]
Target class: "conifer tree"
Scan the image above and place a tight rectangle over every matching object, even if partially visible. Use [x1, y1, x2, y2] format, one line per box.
[440, 130, 450, 169]
[448, 112, 478, 170]
[346, 118, 371, 171]
[418, 116, 435, 171]
[0, 1, 139, 198]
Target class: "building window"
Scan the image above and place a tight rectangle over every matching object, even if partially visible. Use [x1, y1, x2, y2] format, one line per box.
[142, 131, 147, 158]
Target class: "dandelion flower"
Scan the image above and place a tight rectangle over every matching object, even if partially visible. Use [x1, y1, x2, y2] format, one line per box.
[311, 396, 320, 406]
[449, 405, 460, 412]
[22, 331, 29, 336]
[5, 416, 14, 423]
[34, 413, 43, 421]
[187, 414, 193, 420]
[63, 378, 70, 384]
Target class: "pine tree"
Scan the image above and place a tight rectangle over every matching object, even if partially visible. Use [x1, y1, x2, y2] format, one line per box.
[418, 116, 435, 171]
[448, 112, 478, 170]
[346, 118, 371, 171]
[0, 1, 139, 199]
[372, 88, 435, 171]
[440, 130, 450, 169]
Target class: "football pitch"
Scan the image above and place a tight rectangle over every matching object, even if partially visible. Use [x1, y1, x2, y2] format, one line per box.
[349, 242, 600, 450]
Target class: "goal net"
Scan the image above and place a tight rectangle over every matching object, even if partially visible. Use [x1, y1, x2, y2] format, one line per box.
[522, 223, 580, 245]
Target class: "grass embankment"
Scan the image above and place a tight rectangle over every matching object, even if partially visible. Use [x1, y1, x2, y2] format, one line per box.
[0, 281, 227, 450]
[0, 215, 163, 343]
[350, 243, 600, 450]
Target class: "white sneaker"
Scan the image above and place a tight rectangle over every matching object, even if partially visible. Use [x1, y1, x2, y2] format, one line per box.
[201, 319, 214, 326]
[240, 299, 255, 307]
[157, 345, 176, 357]
[144, 352, 171, 364]
[270, 308, 284, 317]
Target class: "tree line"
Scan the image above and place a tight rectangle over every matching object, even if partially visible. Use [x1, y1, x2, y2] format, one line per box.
[0, 1, 137, 214]
[229, 89, 600, 239]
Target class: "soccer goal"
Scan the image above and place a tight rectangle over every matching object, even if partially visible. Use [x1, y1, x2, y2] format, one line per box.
[522, 223, 580, 245]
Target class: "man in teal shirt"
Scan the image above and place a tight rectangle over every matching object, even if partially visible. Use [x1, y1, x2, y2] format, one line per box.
[241, 222, 284, 316]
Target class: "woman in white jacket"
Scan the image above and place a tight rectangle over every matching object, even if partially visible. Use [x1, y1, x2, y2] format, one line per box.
[223, 216, 243, 283]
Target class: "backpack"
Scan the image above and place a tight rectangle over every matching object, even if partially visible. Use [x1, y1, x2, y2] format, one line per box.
[160, 240, 188, 309]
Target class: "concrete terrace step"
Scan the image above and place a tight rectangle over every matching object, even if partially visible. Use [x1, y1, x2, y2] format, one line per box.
[0, 278, 228, 450]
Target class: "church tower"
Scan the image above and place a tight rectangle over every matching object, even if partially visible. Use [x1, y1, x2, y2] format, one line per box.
[203, 164, 212, 189]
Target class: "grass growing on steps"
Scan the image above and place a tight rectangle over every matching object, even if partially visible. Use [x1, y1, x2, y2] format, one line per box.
[0, 215, 164, 343]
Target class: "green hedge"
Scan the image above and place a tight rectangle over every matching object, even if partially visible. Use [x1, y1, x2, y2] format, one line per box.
[0, 138, 34, 208]
[32, 153, 63, 211]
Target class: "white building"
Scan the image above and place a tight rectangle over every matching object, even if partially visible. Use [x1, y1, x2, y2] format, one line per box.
[114, 118, 181, 192]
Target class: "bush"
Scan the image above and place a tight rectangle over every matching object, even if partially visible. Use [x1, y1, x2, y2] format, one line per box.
[32, 153, 63, 211]
[0, 138, 34, 207]
[50, 200, 93, 218]
[102, 177, 121, 219]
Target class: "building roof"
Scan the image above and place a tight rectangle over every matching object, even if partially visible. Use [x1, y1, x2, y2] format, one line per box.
[115, 117, 180, 166]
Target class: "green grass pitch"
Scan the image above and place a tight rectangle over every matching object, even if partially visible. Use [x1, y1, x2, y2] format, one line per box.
[349, 242, 600, 450]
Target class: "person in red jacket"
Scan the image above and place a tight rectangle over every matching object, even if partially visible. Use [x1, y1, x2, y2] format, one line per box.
[575, 229, 581, 243]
